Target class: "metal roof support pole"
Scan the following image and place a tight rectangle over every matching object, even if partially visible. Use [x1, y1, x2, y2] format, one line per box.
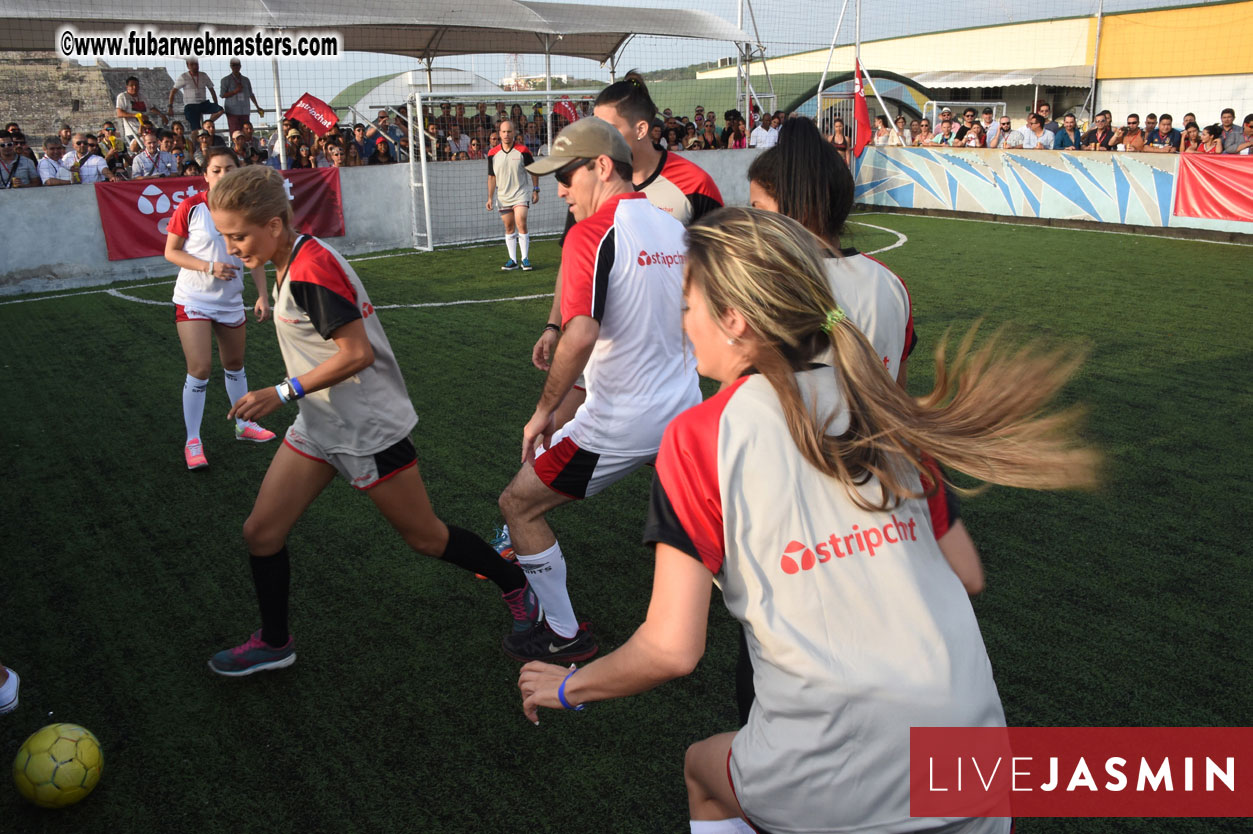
[1083, 0, 1105, 119]
[817, 0, 852, 133]
[424, 57, 434, 92]
[271, 56, 286, 169]
[743, 0, 774, 105]
[735, 0, 744, 121]
[545, 35, 553, 152]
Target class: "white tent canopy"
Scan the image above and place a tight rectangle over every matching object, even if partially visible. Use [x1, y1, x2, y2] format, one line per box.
[910, 66, 1093, 89]
[0, 0, 748, 63]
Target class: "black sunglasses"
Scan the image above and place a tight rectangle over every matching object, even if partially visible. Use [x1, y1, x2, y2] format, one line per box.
[554, 157, 593, 188]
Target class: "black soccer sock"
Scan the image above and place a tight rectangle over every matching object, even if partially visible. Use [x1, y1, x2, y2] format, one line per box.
[250, 547, 290, 648]
[441, 525, 526, 594]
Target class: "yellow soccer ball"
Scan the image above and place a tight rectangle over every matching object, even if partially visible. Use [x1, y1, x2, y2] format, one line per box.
[12, 723, 103, 808]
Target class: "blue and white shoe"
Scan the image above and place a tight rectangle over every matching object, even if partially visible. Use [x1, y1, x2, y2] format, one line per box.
[501, 259, 520, 271]
[208, 631, 296, 677]
[490, 524, 515, 560]
[520, 258, 533, 271]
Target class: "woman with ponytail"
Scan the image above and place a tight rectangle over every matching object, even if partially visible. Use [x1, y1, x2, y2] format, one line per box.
[520, 208, 1097, 834]
[749, 116, 987, 600]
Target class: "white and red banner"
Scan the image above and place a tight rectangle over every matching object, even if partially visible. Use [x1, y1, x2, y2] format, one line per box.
[853, 60, 873, 158]
[285, 93, 339, 136]
[1173, 154, 1253, 222]
[910, 726, 1252, 818]
[552, 95, 579, 124]
[95, 168, 345, 261]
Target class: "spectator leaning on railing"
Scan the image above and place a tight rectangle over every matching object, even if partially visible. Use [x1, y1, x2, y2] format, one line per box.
[1232, 114, 1253, 154]
[0, 132, 39, 188]
[1143, 114, 1182, 153]
[1053, 114, 1082, 150]
[38, 136, 73, 185]
[1082, 114, 1115, 151]
[1020, 114, 1054, 149]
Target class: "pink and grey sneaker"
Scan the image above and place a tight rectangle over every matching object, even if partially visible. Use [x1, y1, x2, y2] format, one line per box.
[208, 630, 296, 677]
[184, 438, 208, 470]
[235, 422, 276, 443]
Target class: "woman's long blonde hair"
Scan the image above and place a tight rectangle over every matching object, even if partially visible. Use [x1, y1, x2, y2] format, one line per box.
[684, 208, 1099, 510]
[207, 164, 293, 226]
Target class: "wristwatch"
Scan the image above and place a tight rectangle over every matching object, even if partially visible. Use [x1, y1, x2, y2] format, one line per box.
[278, 379, 298, 402]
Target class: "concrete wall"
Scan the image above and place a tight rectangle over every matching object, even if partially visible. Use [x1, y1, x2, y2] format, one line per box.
[0, 150, 761, 295]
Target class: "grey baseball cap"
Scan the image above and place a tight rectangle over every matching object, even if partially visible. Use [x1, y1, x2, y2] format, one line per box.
[525, 117, 631, 176]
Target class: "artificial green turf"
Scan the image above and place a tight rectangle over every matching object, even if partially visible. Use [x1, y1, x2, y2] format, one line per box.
[0, 219, 1249, 832]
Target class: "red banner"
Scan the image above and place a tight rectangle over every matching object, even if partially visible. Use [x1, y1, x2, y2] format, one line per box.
[95, 168, 345, 261]
[285, 93, 339, 137]
[1173, 154, 1253, 222]
[910, 726, 1253, 818]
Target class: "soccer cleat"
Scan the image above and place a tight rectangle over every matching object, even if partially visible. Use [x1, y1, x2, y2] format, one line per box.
[501, 581, 544, 634]
[503, 621, 598, 663]
[208, 630, 296, 677]
[184, 438, 209, 470]
[475, 524, 517, 580]
[0, 668, 19, 715]
[501, 259, 520, 271]
[235, 421, 277, 443]
[520, 258, 533, 271]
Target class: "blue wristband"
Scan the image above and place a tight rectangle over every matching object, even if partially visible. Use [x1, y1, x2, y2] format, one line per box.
[557, 668, 585, 712]
[274, 384, 289, 404]
[289, 376, 305, 399]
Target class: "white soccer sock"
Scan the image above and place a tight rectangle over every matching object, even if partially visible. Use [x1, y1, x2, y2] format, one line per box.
[518, 233, 530, 260]
[516, 541, 578, 639]
[505, 232, 518, 262]
[690, 820, 755, 834]
[183, 374, 208, 442]
[223, 367, 249, 427]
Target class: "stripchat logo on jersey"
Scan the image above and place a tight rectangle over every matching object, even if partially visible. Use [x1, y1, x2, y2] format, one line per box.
[637, 249, 686, 268]
[780, 514, 919, 574]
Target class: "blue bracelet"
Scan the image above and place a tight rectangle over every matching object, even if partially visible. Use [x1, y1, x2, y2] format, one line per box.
[557, 668, 585, 712]
[289, 376, 305, 399]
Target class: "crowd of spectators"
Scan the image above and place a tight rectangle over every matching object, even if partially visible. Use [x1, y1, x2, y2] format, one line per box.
[866, 104, 1253, 156]
[5, 83, 1251, 191]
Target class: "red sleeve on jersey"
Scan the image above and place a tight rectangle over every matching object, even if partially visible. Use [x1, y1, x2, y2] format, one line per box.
[919, 453, 954, 539]
[287, 238, 362, 339]
[167, 192, 205, 239]
[646, 377, 747, 574]
[560, 204, 616, 325]
[663, 153, 724, 221]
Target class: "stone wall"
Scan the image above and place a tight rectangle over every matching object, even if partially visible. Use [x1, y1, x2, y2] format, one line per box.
[0, 52, 173, 141]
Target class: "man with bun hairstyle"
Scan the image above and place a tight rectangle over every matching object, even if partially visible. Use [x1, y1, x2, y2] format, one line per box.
[495, 117, 701, 662]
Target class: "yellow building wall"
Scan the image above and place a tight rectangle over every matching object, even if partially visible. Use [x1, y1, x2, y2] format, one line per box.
[1096, 1, 1253, 79]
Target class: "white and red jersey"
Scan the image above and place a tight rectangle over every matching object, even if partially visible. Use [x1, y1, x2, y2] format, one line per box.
[487, 143, 534, 206]
[821, 248, 916, 381]
[635, 149, 723, 225]
[560, 191, 700, 457]
[169, 192, 245, 316]
[274, 236, 417, 455]
[646, 371, 1008, 834]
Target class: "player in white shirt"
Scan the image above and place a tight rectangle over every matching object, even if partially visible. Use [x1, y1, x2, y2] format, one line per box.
[497, 117, 700, 663]
[163, 147, 275, 470]
[202, 165, 543, 676]
[520, 208, 1098, 834]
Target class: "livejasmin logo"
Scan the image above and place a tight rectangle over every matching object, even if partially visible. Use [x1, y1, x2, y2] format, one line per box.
[637, 249, 686, 267]
[780, 514, 918, 574]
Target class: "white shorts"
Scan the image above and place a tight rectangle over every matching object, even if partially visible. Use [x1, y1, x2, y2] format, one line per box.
[283, 420, 417, 491]
[174, 304, 245, 328]
[498, 200, 531, 213]
[532, 424, 654, 500]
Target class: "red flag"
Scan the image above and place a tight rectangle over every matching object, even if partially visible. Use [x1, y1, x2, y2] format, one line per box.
[853, 60, 873, 157]
[285, 93, 339, 136]
[553, 95, 579, 124]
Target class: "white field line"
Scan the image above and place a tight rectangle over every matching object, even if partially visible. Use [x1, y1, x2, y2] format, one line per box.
[2, 224, 907, 309]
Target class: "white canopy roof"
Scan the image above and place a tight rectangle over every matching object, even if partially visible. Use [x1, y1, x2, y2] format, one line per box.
[0, 0, 748, 63]
[910, 66, 1093, 89]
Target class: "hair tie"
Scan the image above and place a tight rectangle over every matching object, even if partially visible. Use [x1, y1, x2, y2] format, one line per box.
[820, 307, 846, 334]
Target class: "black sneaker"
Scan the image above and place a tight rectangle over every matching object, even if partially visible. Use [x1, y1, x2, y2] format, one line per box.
[503, 621, 598, 663]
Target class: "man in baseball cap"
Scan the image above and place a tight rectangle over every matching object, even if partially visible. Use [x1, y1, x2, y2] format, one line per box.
[525, 116, 633, 222]
[498, 116, 701, 664]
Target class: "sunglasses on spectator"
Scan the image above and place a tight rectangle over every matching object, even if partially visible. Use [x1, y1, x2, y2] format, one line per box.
[0, 141, 12, 148]
[74, 140, 86, 146]
[554, 157, 593, 187]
